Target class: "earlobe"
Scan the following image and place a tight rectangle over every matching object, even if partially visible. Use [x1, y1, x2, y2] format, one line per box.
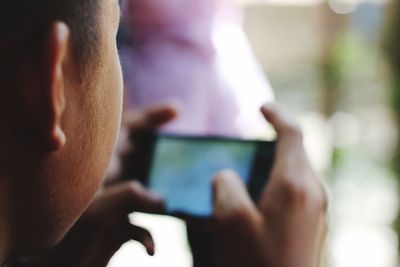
[44, 22, 70, 151]
[50, 125, 66, 151]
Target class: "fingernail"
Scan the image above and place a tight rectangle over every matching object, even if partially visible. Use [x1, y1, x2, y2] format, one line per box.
[261, 102, 273, 111]
[144, 238, 155, 256]
[147, 248, 155, 256]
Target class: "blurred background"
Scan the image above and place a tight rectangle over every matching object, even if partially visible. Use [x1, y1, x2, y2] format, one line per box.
[109, 0, 400, 266]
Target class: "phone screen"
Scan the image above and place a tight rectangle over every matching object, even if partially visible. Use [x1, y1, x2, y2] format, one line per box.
[149, 136, 258, 217]
[137, 135, 276, 218]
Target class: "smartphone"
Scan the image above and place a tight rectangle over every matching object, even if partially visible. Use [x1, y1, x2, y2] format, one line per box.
[125, 132, 276, 218]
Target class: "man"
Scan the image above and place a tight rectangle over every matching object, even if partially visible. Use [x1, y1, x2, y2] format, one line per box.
[0, 0, 326, 267]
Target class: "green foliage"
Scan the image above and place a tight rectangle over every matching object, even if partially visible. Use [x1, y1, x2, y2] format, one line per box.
[383, 0, 400, 73]
[320, 31, 376, 116]
[391, 77, 400, 114]
[383, 0, 400, 254]
[384, 0, 400, 171]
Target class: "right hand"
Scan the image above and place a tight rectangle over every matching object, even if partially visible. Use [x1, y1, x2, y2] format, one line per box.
[213, 104, 326, 267]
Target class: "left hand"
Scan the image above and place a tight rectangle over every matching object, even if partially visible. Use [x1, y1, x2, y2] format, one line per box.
[107, 104, 178, 183]
[22, 181, 164, 267]
[15, 104, 177, 267]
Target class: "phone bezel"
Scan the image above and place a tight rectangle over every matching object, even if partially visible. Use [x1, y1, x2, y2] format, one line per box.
[124, 132, 276, 218]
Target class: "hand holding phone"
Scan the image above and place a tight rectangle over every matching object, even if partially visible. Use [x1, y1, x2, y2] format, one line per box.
[125, 133, 276, 218]
[212, 104, 326, 267]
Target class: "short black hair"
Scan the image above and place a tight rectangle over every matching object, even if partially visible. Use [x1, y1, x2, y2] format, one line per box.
[1, 0, 100, 73]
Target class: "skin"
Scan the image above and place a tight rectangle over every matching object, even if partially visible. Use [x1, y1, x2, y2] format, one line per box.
[18, 105, 178, 267]
[0, 0, 123, 263]
[213, 104, 326, 267]
[14, 104, 326, 267]
[0, 0, 326, 265]
[188, 104, 326, 267]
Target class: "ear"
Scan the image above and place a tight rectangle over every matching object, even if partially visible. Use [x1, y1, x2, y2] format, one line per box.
[40, 22, 70, 151]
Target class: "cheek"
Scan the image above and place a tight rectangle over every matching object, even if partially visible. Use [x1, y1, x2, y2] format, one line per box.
[47, 56, 123, 241]
[107, 50, 123, 145]
[94, 47, 123, 175]
[53, 54, 123, 233]
[62, 44, 123, 206]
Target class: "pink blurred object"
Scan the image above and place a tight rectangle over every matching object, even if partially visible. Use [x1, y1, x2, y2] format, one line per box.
[120, 0, 274, 138]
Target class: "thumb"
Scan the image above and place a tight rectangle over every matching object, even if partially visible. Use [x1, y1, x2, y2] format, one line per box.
[123, 104, 178, 133]
[212, 170, 258, 224]
[212, 171, 266, 267]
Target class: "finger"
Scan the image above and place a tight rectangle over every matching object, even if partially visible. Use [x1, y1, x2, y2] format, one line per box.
[89, 181, 165, 216]
[212, 170, 260, 226]
[260, 103, 303, 148]
[121, 181, 165, 213]
[213, 172, 265, 267]
[123, 104, 178, 133]
[86, 220, 156, 266]
[259, 104, 323, 210]
[261, 103, 324, 185]
[112, 220, 156, 256]
[126, 223, 156, 256]
[260, 104, 309, 179]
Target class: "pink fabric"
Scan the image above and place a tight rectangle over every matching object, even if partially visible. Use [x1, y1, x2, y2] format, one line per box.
[120, 0, 274, 138]
[124, 0, 215, 46]
[125, 0, 215, 29]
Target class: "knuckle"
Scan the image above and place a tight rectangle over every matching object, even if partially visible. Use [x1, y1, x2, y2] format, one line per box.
[262, 174, 328, 219]
[219, 204, 257, 228]
[277, 175, 313, 207]
[233, 205, 254, 222]
[277, 175, 328, 212]
[259, 195, 279, 217]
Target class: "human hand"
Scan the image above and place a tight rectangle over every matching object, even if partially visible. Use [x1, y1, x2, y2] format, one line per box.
[18, 181, 163, 267]
[213, 104, 326, 267]
[107, 104, 177, 183]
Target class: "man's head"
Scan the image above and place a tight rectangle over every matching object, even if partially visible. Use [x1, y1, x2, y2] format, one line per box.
[1, 0, 101, 70]
[0, 0, 123, 260]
